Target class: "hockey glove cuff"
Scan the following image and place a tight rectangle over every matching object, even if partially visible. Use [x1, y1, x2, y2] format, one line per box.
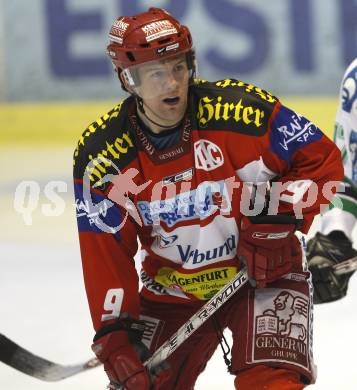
[92, 315, 170, 389]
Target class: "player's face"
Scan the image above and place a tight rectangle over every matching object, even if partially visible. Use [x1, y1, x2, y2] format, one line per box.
[136, 54, 190, 125]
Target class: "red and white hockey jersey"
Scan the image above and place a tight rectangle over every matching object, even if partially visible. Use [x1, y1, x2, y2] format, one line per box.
[73, 79, 343, 330]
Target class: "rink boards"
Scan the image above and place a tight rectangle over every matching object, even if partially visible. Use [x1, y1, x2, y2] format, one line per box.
[0, 98, 338, 146]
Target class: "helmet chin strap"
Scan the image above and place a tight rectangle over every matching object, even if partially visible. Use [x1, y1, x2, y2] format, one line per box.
[135, 95, 184, 129]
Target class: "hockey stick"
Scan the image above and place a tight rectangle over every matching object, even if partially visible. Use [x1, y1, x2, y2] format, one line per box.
[0, 267, 248, 383]
[146, 267, 248, 369]
[333, 255, 357, 275]
[0, 333, 101, 381]
[113, 267, 248, 389]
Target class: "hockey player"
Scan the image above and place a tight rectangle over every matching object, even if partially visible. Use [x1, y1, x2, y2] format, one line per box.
[307, 58, 357, 304]
[73, 8, 343, 390]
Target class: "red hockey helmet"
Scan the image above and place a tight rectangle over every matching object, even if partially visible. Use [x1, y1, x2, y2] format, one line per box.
[107, 7, 195, 73]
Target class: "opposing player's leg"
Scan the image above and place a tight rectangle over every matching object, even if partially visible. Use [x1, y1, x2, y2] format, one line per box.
[139, 297, 222, 390]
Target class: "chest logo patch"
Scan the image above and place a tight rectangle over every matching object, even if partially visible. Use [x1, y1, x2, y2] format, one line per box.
[194, 139, 224, 171]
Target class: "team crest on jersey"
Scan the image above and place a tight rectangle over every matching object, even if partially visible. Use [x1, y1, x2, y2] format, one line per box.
[194, 139, 224, 171]
[250, 288, 311, 371]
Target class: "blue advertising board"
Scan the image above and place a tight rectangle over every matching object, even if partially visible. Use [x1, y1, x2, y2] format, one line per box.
[1, 0, 356, 100]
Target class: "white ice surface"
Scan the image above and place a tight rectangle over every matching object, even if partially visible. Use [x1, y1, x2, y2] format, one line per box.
[0, 147, 356, 389]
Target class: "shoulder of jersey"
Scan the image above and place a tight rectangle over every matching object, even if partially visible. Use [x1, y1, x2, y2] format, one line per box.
[191, 78, 280, 136]
[73, 99, 138, 187]
[345, 57, 357, 75]
[339, 59, 357, 115]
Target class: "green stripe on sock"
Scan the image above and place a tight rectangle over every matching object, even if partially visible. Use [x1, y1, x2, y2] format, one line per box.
[327, 196, 357, 218]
